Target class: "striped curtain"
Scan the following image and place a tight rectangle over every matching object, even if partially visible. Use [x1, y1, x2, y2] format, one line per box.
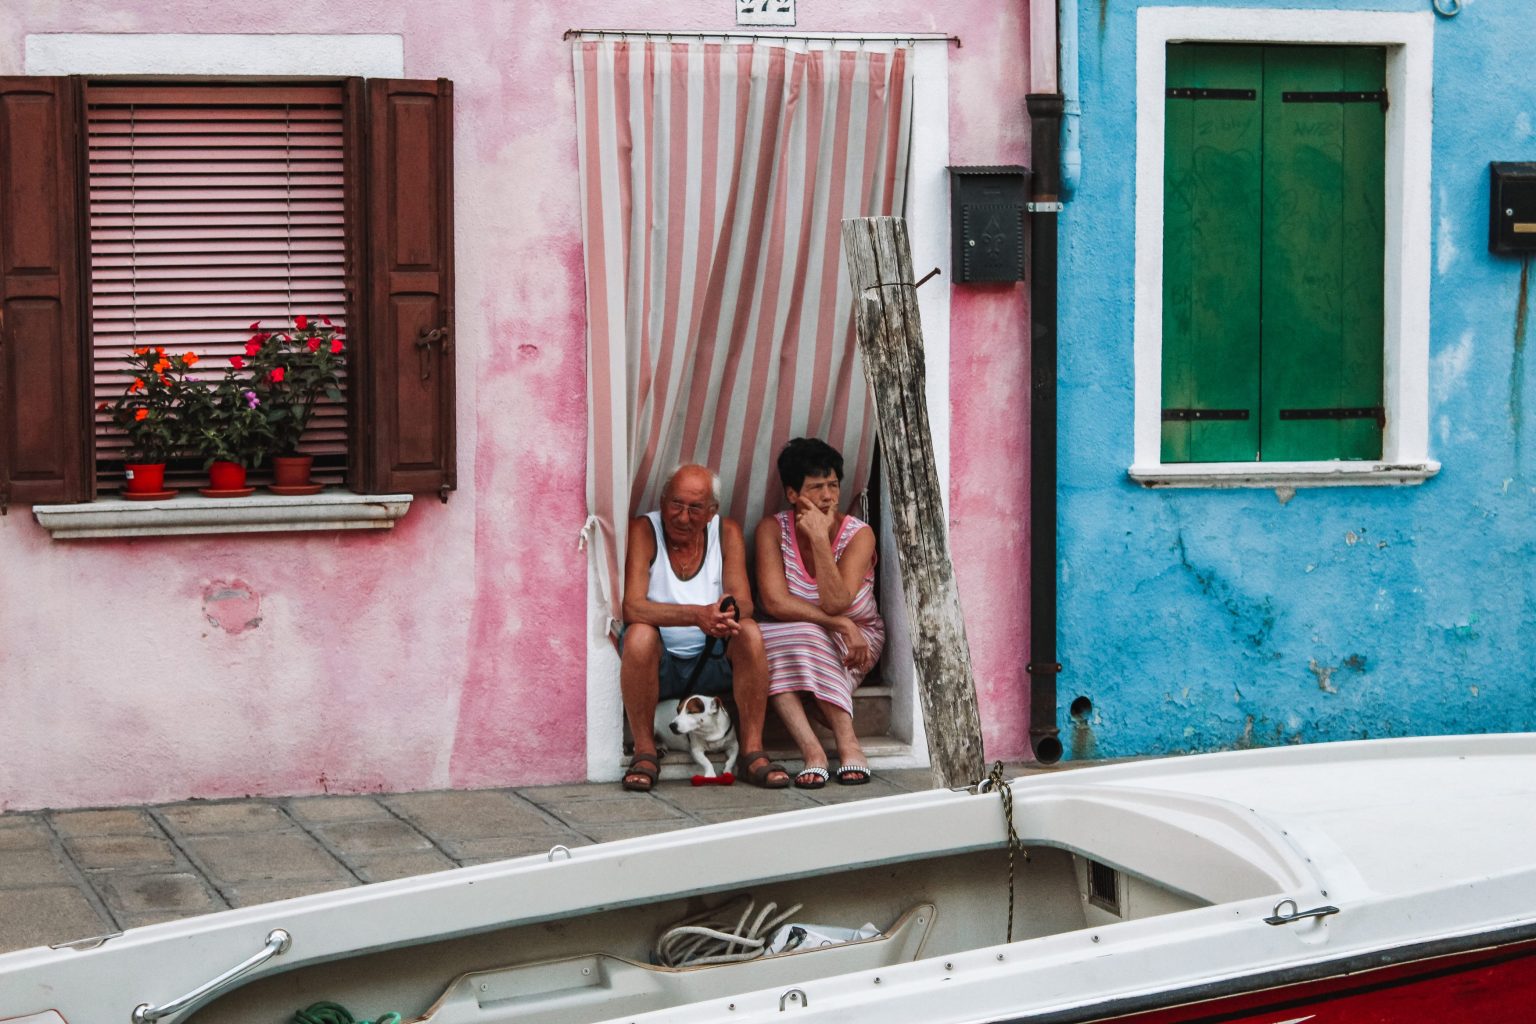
[574, 39, 913, 630]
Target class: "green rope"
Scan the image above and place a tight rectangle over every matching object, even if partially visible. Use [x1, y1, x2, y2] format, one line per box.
[293, 1002, 401, 1024]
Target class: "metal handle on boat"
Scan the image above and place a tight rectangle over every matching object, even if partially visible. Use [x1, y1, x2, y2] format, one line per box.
[131, 928, 291, 1023]
[1264, 898, 1340, 926]
[779, 987, 810, 1010]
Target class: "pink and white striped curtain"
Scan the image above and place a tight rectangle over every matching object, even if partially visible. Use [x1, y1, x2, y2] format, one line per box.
[574, 39, 913, 630]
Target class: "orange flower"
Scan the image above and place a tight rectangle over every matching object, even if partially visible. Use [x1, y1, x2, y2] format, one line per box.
[128, 378, 145, 393]
[133, 346, 149, 356]
[153, 359, 170, 374]
[183, 352, 199, 365]
[155, 346, 166, 356]
[134, 408, 149, 421]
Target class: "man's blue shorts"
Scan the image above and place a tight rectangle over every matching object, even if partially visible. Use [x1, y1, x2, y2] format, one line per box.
[619, 627, 734, 701]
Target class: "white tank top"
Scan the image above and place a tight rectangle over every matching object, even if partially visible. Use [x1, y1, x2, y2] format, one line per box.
[645, 511, 723, 657]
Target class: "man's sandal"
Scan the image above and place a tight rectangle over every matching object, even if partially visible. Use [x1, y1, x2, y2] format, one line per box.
[794, 766, 830, 790]
[622, 753, 661, 792]
[740, 750, 791, 789]
[836, 764, 872, 786]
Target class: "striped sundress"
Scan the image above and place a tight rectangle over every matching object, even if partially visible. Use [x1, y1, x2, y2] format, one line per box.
[761, 511, 885, 715]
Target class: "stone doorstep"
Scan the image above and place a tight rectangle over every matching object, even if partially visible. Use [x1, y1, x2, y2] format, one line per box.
[628, 733, 915, 781]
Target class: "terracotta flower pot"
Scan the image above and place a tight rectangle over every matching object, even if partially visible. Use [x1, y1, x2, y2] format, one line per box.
[206, 460, 248, 493]
[123, 462, 167, 495]
[272, 455, 312, 487]
[269, 454, 321, 495]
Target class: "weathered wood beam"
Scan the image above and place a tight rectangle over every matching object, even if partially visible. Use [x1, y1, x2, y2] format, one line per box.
[841, 215, 986, 789]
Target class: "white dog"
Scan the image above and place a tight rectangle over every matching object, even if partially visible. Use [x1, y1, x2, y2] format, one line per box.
[655, 695, 739, 778]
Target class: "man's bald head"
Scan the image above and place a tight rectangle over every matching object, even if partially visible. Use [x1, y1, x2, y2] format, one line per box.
[665, 464, 721, 505]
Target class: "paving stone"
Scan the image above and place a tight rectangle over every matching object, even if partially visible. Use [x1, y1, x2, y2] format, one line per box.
[314, 819, 435, 857]
[688, 805, 810, 824]
[577, 820, 699, 844]
[159, 802, 292, 835]
[0, 886, 112, 954]
[223, 877, 360, 909]
[0, 849, 75, 886]
[517, 783, 625, 803]
[800, 777, 905, 803]
[0, 821, 55, 850]
[442, 832, 592, 863]
[115, 908, 206, 930]
[49, 808, 162, 837]
[181, 832, 351, 884]
[384, 790, 558, 838]
[351, 850, 458, 883]
[654, 784, 814, 813]
[94, 872, 224, 918]
[66, 834, 182, 872]
[286, 795, 394, 825]
[881, 768, 940, 792]
[537, 797, 691, 827]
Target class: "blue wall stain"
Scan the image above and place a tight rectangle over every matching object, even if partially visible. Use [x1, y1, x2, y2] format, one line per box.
[1055, 0, 1536, 757]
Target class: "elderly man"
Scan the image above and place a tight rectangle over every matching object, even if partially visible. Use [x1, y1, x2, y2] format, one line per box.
[619, 464, 790, 791]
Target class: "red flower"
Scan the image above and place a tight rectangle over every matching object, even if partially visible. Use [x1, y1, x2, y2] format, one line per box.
[128, 378, 145, 394]
[159, 374, 173, 386]
[321, 316, 333, 326]
[230, 355, 245, 369]
[134, 408, 149, 421]
[183, 352, 199, 365]
[250, 320, 262, 330]
[96, 401, 109, 411]
[244, 340, 262, 357]
[307, 337, 322, 352]
[270, 367, 286, 384]
[294, 315, 308, 330]
[330, 338, 344, 354]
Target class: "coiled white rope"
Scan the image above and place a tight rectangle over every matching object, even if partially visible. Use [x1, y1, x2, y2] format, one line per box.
[654, 896, 804, 967]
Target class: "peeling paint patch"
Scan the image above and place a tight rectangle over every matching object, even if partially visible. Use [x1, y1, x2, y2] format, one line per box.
[1342, 654, 1368, 673]
[1344, 530, 1360, 546]
[1172, 533, 1275, 651]
[1309, 658, 1338, 694]
[1432, 330, 1474, 403]
[1436, 185, 1460, 276]
[204, 580, 261, 634]
[1274, 486, 1295, 505]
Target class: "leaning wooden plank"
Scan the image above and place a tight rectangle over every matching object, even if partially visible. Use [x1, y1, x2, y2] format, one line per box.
[841, 215, 986, 789]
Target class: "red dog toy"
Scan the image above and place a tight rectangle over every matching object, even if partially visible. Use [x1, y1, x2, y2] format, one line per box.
[691, 772, 735, 786]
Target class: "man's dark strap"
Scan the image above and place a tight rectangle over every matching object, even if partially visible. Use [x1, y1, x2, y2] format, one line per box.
[686, 596, 739, 687]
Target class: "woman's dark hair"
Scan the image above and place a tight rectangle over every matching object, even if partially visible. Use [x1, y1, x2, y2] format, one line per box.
[776, 437, 844, 491]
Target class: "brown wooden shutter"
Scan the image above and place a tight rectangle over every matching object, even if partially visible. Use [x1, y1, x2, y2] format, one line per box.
[0, 76, 91, 507]
[362, 78, 455, 496]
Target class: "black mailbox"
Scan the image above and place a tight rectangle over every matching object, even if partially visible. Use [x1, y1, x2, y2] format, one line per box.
[1490, 162, 1536, 254]
[949, 166, 1029, 283]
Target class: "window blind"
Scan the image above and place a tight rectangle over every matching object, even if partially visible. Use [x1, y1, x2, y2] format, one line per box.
[86, 84, 349, 484]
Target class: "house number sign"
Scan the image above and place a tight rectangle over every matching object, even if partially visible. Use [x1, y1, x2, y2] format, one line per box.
[737, 0, 795, 27]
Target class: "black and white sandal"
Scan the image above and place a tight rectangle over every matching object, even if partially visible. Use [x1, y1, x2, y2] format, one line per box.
[794, 766, 830, 790]
[836, 764, 872, 786]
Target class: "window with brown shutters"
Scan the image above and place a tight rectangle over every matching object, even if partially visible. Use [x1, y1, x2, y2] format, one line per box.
[0, 75, 456, 512]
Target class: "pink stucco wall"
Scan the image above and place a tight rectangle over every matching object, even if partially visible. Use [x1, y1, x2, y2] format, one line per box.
[0, 0, 1034, 809]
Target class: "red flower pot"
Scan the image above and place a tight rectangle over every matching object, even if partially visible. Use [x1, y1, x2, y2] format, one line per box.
[207, 460, 247, 492]
[123, 462, 167, 495]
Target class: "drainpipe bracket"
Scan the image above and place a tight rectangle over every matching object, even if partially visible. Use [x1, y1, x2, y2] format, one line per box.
[1026, 201, 1064, 213]
[1026, 662, 1063, 675]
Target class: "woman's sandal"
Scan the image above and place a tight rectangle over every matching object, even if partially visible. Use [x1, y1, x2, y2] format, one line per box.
[622, 753, 661, 792]
[836, 764, 872, 786]
[794, 766, 830, 790]
[740, 750, 791, 789]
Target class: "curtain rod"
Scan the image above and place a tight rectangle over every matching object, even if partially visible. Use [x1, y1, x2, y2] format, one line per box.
[563, 28, 961, 48]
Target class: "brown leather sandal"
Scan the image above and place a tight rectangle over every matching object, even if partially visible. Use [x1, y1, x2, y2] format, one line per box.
[740, 750, 790, 789]
[622, 753, 661, 792]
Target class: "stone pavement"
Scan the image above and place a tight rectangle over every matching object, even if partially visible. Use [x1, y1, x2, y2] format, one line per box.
[0, 764, 1061, 955]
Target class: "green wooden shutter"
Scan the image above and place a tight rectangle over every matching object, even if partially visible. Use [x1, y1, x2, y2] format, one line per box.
[1259, 45, 1385, 461]
[1161, 45, 1263, 463]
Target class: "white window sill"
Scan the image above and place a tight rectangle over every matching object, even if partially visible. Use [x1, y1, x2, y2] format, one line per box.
[32, 489, 413, 540]
[1128, 460, 1441, 489]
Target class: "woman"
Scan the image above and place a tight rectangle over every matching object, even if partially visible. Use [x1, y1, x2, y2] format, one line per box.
[755, 438, 885, 788]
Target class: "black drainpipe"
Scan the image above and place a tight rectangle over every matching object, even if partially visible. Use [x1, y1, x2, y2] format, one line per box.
[1026, 92, 1065, 764]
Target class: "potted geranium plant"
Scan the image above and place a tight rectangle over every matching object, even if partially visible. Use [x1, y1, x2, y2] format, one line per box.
[183, 365, 276, 496]
[100, 346, 201, 499]
[243, 315, 345, 494]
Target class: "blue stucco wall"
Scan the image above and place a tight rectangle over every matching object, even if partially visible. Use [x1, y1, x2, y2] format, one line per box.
[1057, 0, 1536, 758]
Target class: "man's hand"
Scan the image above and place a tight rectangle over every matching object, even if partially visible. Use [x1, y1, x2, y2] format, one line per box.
[833, 616, 874, 672]
[694, 600, 742, 639]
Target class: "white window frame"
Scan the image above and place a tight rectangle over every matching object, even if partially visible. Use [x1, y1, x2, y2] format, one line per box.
[1130, 8, 1438, 488]
[584, 35, 950, 781]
